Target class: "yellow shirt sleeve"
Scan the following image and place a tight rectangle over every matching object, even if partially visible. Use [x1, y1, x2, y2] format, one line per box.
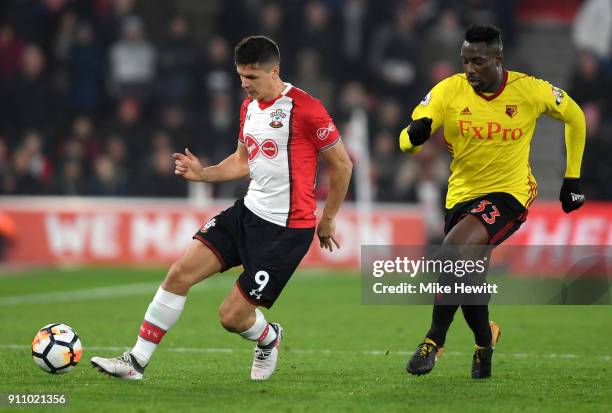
[560, 97, 586, 178]
[531, 78, 586, 178]
[399, 77, 454, 152]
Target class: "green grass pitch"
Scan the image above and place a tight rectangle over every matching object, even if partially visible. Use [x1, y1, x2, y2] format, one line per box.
[0, 267, 611, 412]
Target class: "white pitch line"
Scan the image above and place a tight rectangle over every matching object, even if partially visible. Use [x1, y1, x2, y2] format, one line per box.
[0, 282, 161, 306]
[2, 344, 611, 361]
[0, 272, 331, 306]
[0, 280, 232, 306]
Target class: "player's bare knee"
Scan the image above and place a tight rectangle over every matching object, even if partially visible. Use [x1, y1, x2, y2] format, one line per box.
[162, 261, 194, 294]
[218, 304, 245, 332]
[442, 233, 459, 246]
[218, 308, 237, 332]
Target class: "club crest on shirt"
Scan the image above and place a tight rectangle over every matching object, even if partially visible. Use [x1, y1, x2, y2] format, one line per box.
[199, 218, 216, 233]
[505, 105, 518, 118]
[269, 109, 286, 128]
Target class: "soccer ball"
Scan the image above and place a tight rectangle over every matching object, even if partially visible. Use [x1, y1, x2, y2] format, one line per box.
[31, 323, 83, 374]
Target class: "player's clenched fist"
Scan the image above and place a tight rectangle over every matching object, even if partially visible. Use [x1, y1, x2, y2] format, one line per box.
[406, 117, 433, 146]
[173, 148, 204, 182]
[399, 117, 432, 153]
[559, 178, 585, 213]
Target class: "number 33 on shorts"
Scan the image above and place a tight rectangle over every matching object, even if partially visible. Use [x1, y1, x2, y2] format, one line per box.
[470, 200, 500, 224]
[248, 271, 270, 300]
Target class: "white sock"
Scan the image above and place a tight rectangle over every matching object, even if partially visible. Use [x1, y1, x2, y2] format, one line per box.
[239, 308, 277, 346]
[131, 287, 186, 366]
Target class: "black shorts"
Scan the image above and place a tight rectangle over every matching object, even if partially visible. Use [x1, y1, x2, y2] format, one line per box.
[444, 192, 528, 245]
[193, 199, 315, 308]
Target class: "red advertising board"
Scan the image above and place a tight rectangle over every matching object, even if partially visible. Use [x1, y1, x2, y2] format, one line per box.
[0, 198, 423, 268]
[1, 198, 610, 268]
[508, 202, 612, 245]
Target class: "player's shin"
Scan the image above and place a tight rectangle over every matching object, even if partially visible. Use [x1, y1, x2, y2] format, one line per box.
[462, 305, 492, 347]
[239, 308, 277, 346]
[427, 304, 459, 347]
[131, 287, 187, 366]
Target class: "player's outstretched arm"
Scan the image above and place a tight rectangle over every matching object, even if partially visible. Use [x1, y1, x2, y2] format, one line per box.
[173, 144, 249, 183]
[558, 97, 586, 213]
[318, 140, 353, 252]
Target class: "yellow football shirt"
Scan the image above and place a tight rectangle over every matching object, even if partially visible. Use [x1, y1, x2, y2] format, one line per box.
[403, 70, 584, 209]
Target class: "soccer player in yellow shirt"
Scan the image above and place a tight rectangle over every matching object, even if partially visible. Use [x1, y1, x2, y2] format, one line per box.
[399, 24, 586, 378]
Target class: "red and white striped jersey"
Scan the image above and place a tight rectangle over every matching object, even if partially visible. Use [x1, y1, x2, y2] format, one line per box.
[238, 83, 340, 228]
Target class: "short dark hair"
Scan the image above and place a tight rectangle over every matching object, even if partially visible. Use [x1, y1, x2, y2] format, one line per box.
[234, 36, 280, 67]
[465, 24, 503, 51]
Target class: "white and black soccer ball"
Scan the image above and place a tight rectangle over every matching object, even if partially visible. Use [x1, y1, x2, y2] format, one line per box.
[31, 323, 83, 374]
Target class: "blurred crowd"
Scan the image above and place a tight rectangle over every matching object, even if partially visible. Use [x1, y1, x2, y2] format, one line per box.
[0, 0, 610, 208]
[570, 0, 612, 201]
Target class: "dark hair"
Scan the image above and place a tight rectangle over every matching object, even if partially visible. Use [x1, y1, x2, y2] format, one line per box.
[465, 24, 503, 51]
[234, 35, 280, 67]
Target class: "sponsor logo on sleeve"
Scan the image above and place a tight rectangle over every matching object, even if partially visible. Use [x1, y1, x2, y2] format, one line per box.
[551, 86, 564, 106]
[317, 122, 335, 140]
[420, 92, 432, 106]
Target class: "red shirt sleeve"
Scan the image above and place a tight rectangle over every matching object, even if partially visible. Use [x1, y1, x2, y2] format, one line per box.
[238, 98, 252, 144]
[303, 99, 340, 151]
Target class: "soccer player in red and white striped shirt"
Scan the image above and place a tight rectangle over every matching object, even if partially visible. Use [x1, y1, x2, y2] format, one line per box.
[91, 36, 352, 381]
